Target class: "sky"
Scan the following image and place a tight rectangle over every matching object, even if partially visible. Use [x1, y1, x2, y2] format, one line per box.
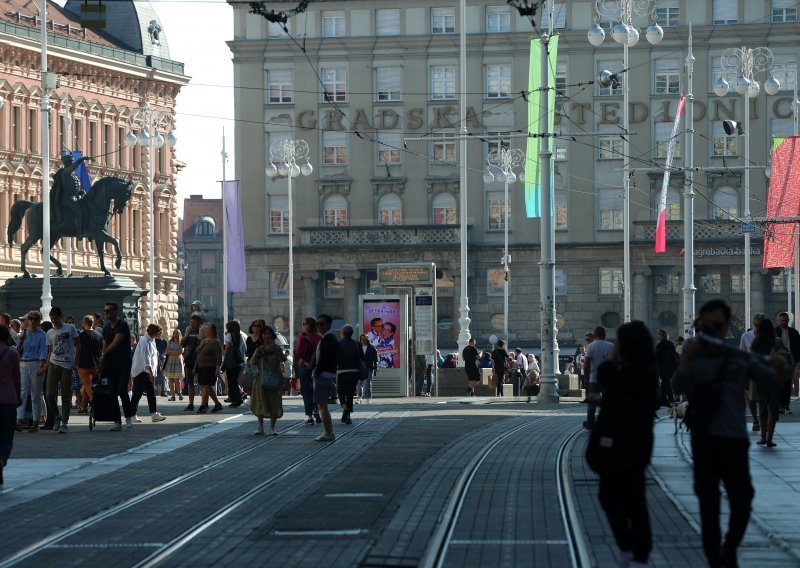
[55, 0, 237, 217]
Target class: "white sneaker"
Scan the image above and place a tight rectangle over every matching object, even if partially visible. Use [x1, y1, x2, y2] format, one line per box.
[133, 415, 143, 424]
[254, 428, 265, 436]
[125, 417, 134, 429]
[59, 424, 68, 434]
[314, 433, 335, 442]
[110, 423, 122, 432]
[151, 412, 166, 423]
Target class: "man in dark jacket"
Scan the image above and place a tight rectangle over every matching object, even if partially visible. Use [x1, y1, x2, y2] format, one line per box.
[775, 312, 799, 414]
[655, 328, 679, 406]
[336, 325, 363, 425]
[312, 314, 338, 442]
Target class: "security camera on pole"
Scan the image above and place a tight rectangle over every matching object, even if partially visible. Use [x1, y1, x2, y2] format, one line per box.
[713, 46, 780, 327]
[588, 0, 664, 323]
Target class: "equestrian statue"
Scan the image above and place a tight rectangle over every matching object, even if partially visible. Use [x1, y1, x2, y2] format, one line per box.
[7, 152, 133, 278]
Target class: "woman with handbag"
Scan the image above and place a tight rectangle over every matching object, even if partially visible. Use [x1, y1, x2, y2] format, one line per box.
[193, 323, 223, 414]
[585, 321, 659, 568]
[250, 325, 286, 435]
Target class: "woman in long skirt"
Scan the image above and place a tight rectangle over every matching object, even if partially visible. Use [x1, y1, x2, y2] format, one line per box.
[250, 325, 286, 435]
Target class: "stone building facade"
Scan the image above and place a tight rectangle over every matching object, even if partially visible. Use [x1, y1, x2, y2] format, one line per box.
[229, 0, 800, 346]
[0, 0, 187, 331]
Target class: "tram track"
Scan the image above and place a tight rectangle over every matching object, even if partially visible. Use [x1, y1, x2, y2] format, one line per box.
[0, 411, 384, 568]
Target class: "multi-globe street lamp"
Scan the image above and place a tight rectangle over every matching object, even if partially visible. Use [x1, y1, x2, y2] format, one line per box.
[714, 46, 780, 327]
[125, 107, 177, 326]
[483, 146, 525, 347]
[266, 139, 313, 353]
[588, 0, 664, 323]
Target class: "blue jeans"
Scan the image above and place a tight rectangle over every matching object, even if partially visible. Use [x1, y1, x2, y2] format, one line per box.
[17, 361, 43, 421]
[586, 382, 601, 426]
[298, 363, 315, 416]
[358, 371, 373, 399]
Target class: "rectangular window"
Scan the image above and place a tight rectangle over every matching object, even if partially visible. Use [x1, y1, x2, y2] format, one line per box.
[103, 124, 112, 166]
[711, 56, 738, 94]
[699, 270, 722, 294]
[132, 209, 140, 256]
[323, 131, 348, 165]
[12, 107, 20, 148]
[598, 126, 623, 160]
[321, 11, 345, 37]
[59, 116, 68, 153]
[772, 56, 798, 91]
[655, 121, 681, 159]
[597, 59, 623, 96]
[599, 189, 623, 230]
[118, 126, 127, 169]
[555, 59, 567, 95]
[270, 272, 289, 299]
[599, 268, 623, 295]
[433, 196, 457, 225]
[712, 121, 737, 156]
[654, 59, 681, 94]
[376, 9, 400, 35]
[540, 2, 566, 29]
[431, 133, 456, 163]
[772, 0, 797, 22]
[27, 109, 36, 153]
[431, 7, 455, 34]
[431, 65, 456, 100]
[375, 67, 402, 101]
[377, 131, 402, 164]
[73, 118, 82, 153]
[485, 64, 511, 99]
[270, 196, 289, 234]
[487, 268, 505, 296]
[321, 67, 347, 102]
[713, 0, 738, 24]
[555, 191, 568, 230]
[486, 5, 510, 32]
[324, 197, 348, 227]
[268, 69, 293, 104]
[89, 121, 98, 157]
[655, 273, 680, 294]
[487, 191, 509, 231]
[486, 131, 511, 158]
[730, 268, 745, 294]
[655, 0, 679, 27]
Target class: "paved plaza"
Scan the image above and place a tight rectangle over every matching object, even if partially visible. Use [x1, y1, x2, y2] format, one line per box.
[0, 396, 798, 568]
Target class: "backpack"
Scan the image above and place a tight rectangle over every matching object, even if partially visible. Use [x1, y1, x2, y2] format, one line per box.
[684, 351, 729, 433]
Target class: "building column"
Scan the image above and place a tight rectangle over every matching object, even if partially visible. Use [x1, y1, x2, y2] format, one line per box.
[751, 268, 768, 318]
[342, 271, 361, 329]
[300, 271, 319, 321]
[632, 268, 652, 323]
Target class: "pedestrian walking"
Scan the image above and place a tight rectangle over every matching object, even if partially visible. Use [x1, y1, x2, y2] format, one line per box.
[462, 338, 480, 396]
[193, 323, 223, 414]
[295, 317, 320, 424]
[358, 333, 377, 403]
[16, 311, 47, 433]
[0, 325, 21, 485]
[180, 315, 201, 411]
[249, 325, 285, 436]
[672, 299, 777, 568]
[739, 313, 765, 432]
[43, 307, 79, 433]
[336, 325, 362, 425]
[750, 318, 788, 448]
[655, 329, 678, 407]
[101, 302, 134, 431]
[164, 330, 184, 401]
[75, 315, 102, 414]
[130, 324, 167, 423]
[585, 321, 659, 568]
[155, 330, 168, 397]
[222, 320, 246, 408]
[490, 340, 509, 397]
[312, 314, 337, 442]
[774, 312, 798, 415]
[583, 326, 614, 431]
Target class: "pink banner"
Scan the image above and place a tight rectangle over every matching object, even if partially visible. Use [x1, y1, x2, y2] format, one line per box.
[655, 96, 685, 253]
[764, 137, 800, 268]
[224, 180, 247, 293]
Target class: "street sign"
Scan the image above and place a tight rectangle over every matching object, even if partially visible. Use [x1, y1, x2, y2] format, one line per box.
[740, 223, 756, 234]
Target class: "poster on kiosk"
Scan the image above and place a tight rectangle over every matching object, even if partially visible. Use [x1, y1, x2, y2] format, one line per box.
[360, 295, 408, 397]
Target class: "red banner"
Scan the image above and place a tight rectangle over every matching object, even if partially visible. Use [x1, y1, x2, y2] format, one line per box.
[764, 137, 800, 268]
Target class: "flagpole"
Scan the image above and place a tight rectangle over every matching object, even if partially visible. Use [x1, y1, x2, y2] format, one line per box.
[64, 96, 72, 277]
[222, 130, 229, 326]
[40, 0, 53, 317]
[683, 25, 696, 337]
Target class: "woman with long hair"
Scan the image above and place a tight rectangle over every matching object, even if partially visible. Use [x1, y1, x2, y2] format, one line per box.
[250, 325, 285, 435]
[193, 323, 223, 413]
[295, 317, 320, 424]
[16, 311, 47, 433]
[586, 321, 659, 568]
[749, 318, 786, 447]
[164, 329, 184, 401]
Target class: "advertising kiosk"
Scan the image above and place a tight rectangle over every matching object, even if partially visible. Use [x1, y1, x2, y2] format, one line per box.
[360, 295, 409, 397]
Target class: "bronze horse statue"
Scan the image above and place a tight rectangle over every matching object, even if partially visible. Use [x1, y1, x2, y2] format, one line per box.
[7, 176, 133, 278]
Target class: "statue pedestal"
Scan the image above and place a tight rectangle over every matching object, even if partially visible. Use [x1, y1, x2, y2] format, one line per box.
[0, 276, 146, 332]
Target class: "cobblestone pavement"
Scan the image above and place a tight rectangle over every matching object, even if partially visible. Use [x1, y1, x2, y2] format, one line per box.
[0, 396, 797, 567]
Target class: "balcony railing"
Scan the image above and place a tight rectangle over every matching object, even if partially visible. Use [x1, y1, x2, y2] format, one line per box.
[299, 225, 461, 247]
[633, 220, 746, 242]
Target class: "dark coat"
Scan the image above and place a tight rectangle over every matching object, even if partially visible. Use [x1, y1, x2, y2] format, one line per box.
[775, 325, 800, 365]
[655, 338, 679, 379]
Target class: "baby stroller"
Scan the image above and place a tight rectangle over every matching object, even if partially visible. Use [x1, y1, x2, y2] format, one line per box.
[89, 375, 118, 431]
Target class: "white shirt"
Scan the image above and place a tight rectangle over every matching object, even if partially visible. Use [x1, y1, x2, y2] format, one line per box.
[528, 357, 540, 374]
[515, 353, 528, 372]
[131, 334, 158, 378]
[739, 329, 755, 352]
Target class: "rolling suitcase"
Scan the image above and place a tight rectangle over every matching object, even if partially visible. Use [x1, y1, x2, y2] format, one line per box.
[89, 376, 118, 430]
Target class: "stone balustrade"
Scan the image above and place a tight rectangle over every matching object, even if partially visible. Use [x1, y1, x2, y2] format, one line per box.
[299, 225, 461, 247]
[633, 219, 742, 242]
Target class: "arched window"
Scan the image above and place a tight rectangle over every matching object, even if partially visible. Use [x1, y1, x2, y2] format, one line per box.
[323, 195, 348, 226]
[194, 216, 216, 237]
[432, 193, 456, 224]
[711, 187, 738, 220]
[378, 193, 402, 225]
